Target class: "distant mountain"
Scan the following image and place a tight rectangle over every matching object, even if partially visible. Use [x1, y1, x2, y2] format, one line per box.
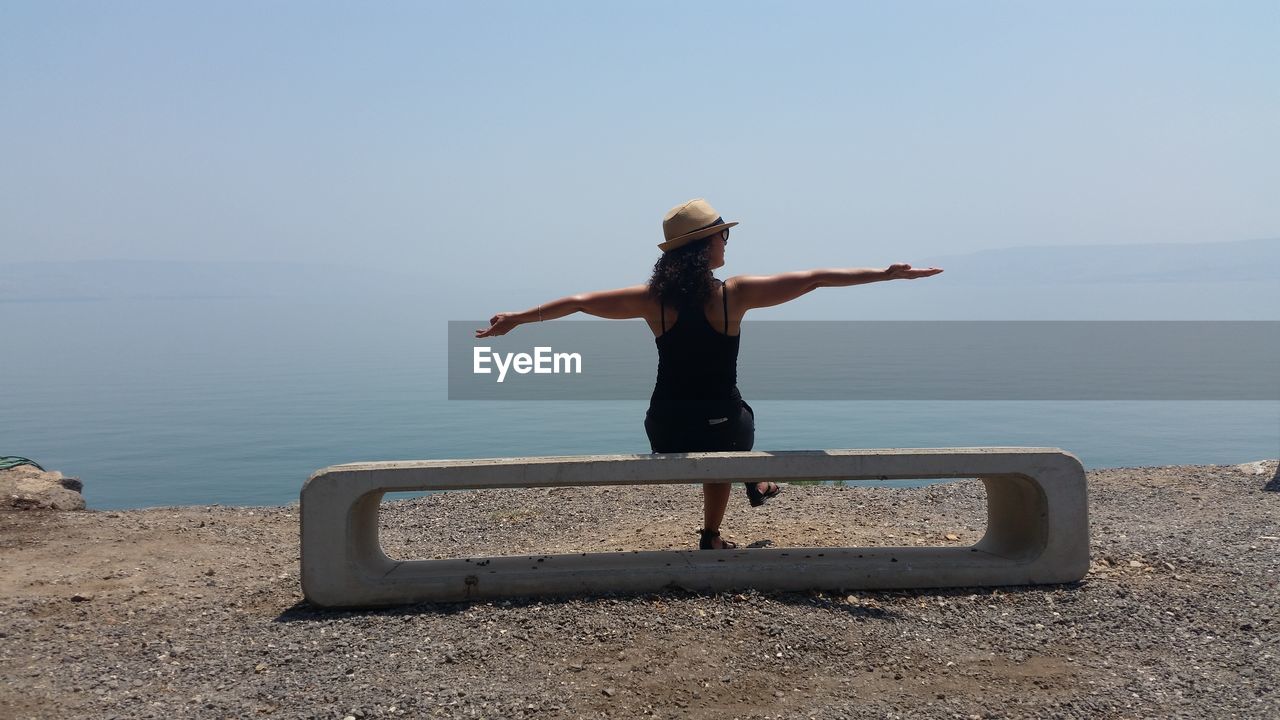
[3, 238, 1276, 303]
[0, 260, 433, 301]
[925, 237, 1279, 284]
[750, 237, 1280, 320]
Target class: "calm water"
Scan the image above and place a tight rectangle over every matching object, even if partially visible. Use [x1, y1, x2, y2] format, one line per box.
[3, 298, 1277, 510]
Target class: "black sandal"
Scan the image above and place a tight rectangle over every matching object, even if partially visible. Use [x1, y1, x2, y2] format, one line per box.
[744, 481, 781, 507]
[698, 528, 738, 550]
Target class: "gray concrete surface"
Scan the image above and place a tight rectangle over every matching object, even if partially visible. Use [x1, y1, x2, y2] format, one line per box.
[300, 448, 1088, 608]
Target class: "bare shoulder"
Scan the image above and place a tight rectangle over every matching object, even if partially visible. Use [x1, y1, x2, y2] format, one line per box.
[724, 271, 823, 311]
[725, 274, 779, 289]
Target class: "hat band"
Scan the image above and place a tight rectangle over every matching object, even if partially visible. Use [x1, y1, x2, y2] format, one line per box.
[691, 216, 726, 233]
[667, 216, 726, 242]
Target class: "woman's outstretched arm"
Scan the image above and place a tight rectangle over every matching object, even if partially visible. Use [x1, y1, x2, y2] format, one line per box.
[475, 284, 650, 338]
[731, 263, 943, 311]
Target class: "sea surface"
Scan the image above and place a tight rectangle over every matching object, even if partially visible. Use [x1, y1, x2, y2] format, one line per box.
[3, 298, 1277, 510]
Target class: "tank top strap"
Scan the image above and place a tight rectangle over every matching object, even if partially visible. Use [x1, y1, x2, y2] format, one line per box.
[721, 279, 729, 334]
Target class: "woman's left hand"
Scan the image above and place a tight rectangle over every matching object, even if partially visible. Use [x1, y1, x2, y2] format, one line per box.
[475, 313, 521, 338]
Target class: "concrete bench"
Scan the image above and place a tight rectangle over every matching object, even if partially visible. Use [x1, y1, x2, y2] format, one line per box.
[300, 447, 1088, 608]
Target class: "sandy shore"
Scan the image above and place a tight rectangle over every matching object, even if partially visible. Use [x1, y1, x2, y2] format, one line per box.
[1, 460, 1277, 719]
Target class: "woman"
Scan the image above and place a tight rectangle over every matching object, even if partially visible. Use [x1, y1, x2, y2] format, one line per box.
[475, 198, 943, 550]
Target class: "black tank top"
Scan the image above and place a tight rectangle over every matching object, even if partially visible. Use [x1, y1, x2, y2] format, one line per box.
[648, 279, 743, 421]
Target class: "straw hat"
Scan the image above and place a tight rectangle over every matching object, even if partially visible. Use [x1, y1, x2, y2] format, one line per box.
[658, 198, 739, 252]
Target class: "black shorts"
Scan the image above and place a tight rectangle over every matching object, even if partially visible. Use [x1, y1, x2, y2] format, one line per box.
[644, 400, 755, 453]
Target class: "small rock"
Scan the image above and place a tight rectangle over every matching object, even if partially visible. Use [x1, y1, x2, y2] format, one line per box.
[1, 466, 86, 511]
[602, 688, 616, 697]
[70, 594, 93, 602]
[1234, 460, 1273, 475]
[945, 534, 960, 541]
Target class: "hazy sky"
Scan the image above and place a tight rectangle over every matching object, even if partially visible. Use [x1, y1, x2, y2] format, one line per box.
[3, 1, 1277, 293]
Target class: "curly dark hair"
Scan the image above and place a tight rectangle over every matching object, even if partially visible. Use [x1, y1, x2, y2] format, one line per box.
[646, 237, 718, 307]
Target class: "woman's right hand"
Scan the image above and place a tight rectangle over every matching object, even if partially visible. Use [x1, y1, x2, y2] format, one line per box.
[475, 312, 521, 338]
[885, 263, 944, 280]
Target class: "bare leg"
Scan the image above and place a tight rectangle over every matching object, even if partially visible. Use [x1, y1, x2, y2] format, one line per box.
[702, 482, 732, 548]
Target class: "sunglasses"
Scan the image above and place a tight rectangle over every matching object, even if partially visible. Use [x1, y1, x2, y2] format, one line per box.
[720, 228, 730, 244]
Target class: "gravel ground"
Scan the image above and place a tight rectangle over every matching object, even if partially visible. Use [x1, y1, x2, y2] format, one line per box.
[1, 460, 1277, 719]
